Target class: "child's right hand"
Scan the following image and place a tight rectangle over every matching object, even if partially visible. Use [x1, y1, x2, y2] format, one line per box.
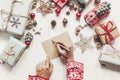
[56, 42, 74, 61]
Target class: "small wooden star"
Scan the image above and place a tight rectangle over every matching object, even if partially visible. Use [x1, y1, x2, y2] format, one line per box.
[37, 0, 53, 16]
[75, 34, 93, 53]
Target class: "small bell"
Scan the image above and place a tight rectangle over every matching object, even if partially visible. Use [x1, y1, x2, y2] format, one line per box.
[66, 11, 70, 15]
[68, 1, 74, 10]
[50, 2, 56, 8]
[62, 18, 68, 27]
[51, 20, 56, 29]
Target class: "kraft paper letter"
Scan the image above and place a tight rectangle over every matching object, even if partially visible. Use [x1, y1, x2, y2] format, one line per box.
[42, 32, 73, 59]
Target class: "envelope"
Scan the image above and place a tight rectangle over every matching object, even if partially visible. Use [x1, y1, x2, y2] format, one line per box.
[41, 32, 73, 59]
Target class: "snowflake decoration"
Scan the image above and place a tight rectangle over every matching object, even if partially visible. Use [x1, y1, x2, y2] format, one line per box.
[75, 34, 93, 53]
[9, 16, 21, 28]
[37, 0, 53, 16]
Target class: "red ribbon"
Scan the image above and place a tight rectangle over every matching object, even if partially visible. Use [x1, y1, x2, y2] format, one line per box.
[56, 0, 65, 3]
[98, 21, 116, 44]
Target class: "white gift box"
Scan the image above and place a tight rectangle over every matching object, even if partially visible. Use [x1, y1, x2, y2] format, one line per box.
[0, 37, 26, 66]
[0, 0, 33, 35]
[99, 45, 120, 71]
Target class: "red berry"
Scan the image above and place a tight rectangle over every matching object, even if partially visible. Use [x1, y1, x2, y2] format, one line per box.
[55, 8, 61, 16]
[25, 41, 31, 47]
[61, 0, 65, 3]
[76, 12, 81, 20]
[30, 12, 35, 19]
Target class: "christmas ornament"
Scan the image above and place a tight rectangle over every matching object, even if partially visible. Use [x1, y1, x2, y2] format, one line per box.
[66, 11, 70, 15]
[75, 25, 87, 36]
[37, 0, 53, 16]
[68, 1, 74, 10]
[55, 8, 61, 16]
[51, 20, 56, 29]
[30, 12, 35, 19]
[96, 2, 111, 18]
[24, 32, 33, 47]
[75, 34, 93, 53]
[50, 2, 56, 8]
[94, 35, 102, 49]
[76, 12, 81, 20]
[62, 18, 68, 27]
[31, 0, 38, 9]
[26, 20, 37, 29]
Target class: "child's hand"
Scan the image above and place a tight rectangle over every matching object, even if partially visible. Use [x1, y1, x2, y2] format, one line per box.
[36, 57, 53, 79]
[56, 42, 74, 61]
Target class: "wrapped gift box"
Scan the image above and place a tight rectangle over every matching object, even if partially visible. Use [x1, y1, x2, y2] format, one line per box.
[84, 2, 111, 26]
[95, 20, 120, 44]
[0, 0, 33, 35]
[99, 45, 120, 71]
[53, 0, 68, 8]
[0, 37, 26, 66]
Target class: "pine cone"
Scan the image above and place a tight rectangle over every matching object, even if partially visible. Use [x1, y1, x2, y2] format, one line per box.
[96, 2, 111, 18]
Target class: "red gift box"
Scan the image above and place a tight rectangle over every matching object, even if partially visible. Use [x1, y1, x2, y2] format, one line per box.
[53, 0, 68, 8]
[84, 2, 110, 26]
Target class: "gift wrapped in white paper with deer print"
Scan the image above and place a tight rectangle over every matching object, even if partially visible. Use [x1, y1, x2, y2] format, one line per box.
[0, 37, 26, 66]
[0, 0, 33, 35]
[99, 45, 120, 71]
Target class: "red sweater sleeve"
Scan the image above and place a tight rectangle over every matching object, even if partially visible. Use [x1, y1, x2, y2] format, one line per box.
[66, 61, 84, 80]
[28, 75, 49, 80]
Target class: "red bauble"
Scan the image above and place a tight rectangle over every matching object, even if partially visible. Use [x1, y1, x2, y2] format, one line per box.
[25, 41, 31, 47]
[76, 12, 81, 20]
[30, 12, 35, 19]
[55, 8, 61, 16]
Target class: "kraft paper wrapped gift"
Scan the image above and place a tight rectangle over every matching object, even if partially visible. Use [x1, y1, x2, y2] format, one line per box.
[95, 20, 120, 44]
[0, 37, 26, 66]
[99, 45, 120, 71]
[42, 32, 73, 59]
[0, 0, 33, 35]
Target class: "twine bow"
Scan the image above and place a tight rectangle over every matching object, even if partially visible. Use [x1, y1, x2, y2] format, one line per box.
[98, 21, 116, 44]
[103, 50, 120, 60]
[3, 46, 16, 62]
[0, 0, 24, 31]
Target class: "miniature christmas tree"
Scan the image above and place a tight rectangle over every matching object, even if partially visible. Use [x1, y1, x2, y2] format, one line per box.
[96, 2, 111, 18]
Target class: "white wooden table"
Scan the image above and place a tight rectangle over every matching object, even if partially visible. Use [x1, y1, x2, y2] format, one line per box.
[0, 0, 120, 80]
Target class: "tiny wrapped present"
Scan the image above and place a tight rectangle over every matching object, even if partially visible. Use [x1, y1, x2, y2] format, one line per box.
[0, 0, 33, 35]
[0, 37, 26, 66]
[53, 0, 68, 8]
[95, 20, 120, 44]
[84, 2, 111, 26]
[99, 45, 120, 71]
